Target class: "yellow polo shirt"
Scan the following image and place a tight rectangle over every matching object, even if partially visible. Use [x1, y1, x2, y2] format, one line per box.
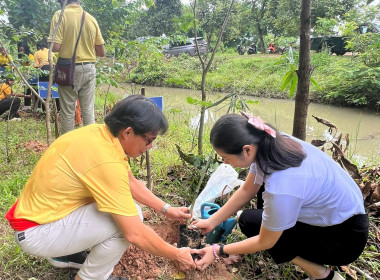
[14, 124, 138, 224]
[0, 53, 13, 68]
[34, 48, 55, 68]
[48, 4, 104, 62]
[0, 82, 12, 100]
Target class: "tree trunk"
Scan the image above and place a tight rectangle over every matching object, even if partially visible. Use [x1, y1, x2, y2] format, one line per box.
[257, 22, 266, 54]
[292, 0, 312, 140]
[197, 72, 207, 155]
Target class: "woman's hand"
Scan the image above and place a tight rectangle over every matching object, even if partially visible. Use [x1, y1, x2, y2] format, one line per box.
[189, 219, 218, 235]
[173, 247, 196, 271]
[191, 245, 216, 271]
[165, 206, 191, 223]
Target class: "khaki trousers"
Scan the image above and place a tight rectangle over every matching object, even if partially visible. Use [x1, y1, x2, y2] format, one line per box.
[15, 202, 143, 280]
[58, 63, 96, 135]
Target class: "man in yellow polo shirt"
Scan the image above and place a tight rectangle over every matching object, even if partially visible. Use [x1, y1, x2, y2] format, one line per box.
[6, 95, 196, 280]
[48, 0, 105, 135]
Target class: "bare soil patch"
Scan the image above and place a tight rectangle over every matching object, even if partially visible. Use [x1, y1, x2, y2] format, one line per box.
[112, 210, 236, 280]
[17, 140, 48, 153]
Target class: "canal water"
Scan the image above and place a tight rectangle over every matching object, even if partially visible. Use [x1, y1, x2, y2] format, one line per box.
[123, 85, 380, 165]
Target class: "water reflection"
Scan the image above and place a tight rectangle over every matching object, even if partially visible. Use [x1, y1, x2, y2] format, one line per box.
[135, 85, 380, 164]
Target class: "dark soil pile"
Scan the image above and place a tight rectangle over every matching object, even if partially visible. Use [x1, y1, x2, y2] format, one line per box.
[112, 210, 236, 280]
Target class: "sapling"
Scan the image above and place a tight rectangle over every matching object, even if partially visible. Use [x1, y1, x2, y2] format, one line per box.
[186, 150, 214, 227]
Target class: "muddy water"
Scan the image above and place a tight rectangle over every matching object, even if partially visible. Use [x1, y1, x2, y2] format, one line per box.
[121, 85, 380, 165]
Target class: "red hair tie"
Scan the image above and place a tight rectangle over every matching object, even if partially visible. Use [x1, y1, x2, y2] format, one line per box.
[240, 111, 276, 138]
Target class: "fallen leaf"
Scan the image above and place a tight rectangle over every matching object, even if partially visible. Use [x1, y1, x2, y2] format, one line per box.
[172, 272, 186, 279]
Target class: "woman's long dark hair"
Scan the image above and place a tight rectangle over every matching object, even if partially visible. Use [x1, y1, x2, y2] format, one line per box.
[104, 95, 168, 137]
[17, 42, 32, 58]
[210, 114, 306, 175]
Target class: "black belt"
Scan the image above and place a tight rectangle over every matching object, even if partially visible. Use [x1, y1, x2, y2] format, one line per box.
[75, 62, 94, 65]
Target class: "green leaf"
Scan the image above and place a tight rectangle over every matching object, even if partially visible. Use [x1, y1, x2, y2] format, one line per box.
[281, 71, 294, 90]
[186, 96, 198, 105]
[289, 76, 298, 98]
[310, 77, 321, 90]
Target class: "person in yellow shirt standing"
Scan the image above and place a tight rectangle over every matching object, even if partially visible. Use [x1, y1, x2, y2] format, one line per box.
[48, 0, 105, 135]
[5, 95, 196, 280]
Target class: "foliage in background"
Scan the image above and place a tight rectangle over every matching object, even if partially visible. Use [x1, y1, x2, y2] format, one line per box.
[316, 60, 380, 108]
[127, 0, 182, 39]
[125, 51, 380, 110]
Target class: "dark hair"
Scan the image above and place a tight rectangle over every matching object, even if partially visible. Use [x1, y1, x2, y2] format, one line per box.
[210, 114, 306, 175]
[104, 95, 168, 137]
[17, 42, 32, 58]
[37, 41, 48, 50]
[5, 77, 14, 84]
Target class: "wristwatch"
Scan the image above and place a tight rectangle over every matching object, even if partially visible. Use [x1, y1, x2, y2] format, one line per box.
[219, 244, 229, 258]
[161, 203, 171, 214]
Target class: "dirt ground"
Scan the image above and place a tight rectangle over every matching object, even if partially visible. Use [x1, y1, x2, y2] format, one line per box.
[112, 210, 236, 280]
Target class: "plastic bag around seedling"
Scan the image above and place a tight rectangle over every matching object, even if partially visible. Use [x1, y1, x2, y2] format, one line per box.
[192, 163, 243, 219]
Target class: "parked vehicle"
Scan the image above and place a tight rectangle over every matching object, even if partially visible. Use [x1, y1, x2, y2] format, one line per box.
[247, 44, 257, 55]
[310, 36, 347, 55]
[163, 37, 208, 57]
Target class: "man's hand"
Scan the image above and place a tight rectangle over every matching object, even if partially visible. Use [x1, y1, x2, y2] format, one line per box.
[165, 206, 191, 223]
[172, 247, 196, 271]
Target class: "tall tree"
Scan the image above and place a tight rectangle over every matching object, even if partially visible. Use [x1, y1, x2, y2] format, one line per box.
[147, 0, 182, 36]
[0, 0, 59, 42]
[292, 0, 312, 140]
[127, 0, 182, 38]
[269, 0, 356, 36]
[248, 0, 269, 53]
[0, 0, 153, 42]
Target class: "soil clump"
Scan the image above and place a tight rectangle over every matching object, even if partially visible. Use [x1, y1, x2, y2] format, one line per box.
[112, 210, 235, 280]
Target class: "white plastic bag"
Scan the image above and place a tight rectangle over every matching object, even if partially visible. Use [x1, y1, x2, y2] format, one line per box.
[192, 163, 243, 219]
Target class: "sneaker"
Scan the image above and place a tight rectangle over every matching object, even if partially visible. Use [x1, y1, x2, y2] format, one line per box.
[22, 106, 32, 112]
[9, 117, 21, 121]
[48, 251, 88, 269]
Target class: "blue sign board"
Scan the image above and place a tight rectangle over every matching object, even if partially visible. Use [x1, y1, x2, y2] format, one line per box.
[38, 82, 59, 99]
[149, 96, 163, 111]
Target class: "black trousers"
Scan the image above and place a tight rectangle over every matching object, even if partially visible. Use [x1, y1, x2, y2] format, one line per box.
[239, 209, 369, 265]
[0, 97, 21, 118]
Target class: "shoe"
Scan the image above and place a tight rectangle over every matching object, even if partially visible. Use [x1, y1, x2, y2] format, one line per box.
[22, 106, 31, 111]
[48, 251, 88, 269]
[9, 117, 21, 121]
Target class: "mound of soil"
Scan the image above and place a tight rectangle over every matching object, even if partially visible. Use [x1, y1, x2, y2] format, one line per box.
[112, 211, 236, 280]
[18, 140, 48, 153]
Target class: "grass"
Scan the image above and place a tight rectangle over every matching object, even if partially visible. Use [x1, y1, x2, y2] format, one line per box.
[1, 85, 379, 279]
[127, 51, 379, 110]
